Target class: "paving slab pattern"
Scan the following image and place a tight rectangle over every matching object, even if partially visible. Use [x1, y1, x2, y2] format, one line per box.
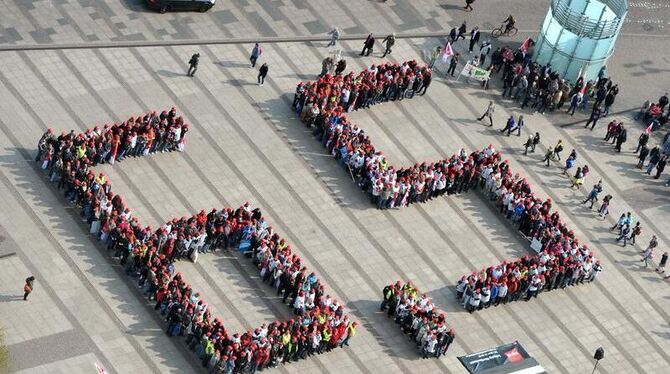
[1, 1, 670, 373]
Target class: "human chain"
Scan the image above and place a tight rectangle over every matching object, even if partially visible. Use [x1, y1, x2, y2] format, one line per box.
[380, 281, 455, 359]
[292, 62, 510, 209]
[35, 107, 188, 169]
[34, 113, 354, 372]
[456, 159, 602, 312]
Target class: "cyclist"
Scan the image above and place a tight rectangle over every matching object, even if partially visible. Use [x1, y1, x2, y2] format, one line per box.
[503, 15, 516, 34]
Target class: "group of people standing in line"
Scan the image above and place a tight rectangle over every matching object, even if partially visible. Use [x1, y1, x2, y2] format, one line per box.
[292, 63, 511, 210]
[455, 154, 602, 312]
[34, 112, 355, 373]
[380, 281, 455, 358]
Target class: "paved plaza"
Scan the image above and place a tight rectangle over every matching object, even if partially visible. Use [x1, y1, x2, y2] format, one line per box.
[1, 0, 670, 373]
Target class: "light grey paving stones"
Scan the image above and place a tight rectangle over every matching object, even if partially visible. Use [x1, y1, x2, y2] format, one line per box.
[1, 1, 670, 373]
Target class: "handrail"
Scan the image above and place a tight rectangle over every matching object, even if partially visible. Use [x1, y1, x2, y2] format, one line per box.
[601, 0, 628, 17]
[550, 0, 623, 39]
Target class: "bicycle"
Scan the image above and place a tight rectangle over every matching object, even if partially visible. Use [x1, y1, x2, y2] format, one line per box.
[491, 24, 518, 38]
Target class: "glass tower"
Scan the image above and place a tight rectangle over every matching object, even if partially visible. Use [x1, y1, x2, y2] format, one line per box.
[535, 0, 628, 82]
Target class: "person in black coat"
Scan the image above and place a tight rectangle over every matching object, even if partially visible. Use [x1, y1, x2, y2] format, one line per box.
[655, 156, 667, 179]
[360, 34, 375, 56]
[257, 63, 269, 86]
[447, 53, 460, 76]
[604, 91, 616, 116]
[457, 22, 467, 41]
[636, 132, 650, 153]
[419, 71, 432, 95]
[469, 27, 481, 52]
[638, 144, 650, 168]
[187, 53, 199, 77]
[449, 27, 457, 43]
[585, 105, 603, 130]
[335, 59, 347, 75]
[615, 125, 627, 152]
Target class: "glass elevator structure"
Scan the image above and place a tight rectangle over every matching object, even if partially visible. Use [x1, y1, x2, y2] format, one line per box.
[534, 0, 628, 82]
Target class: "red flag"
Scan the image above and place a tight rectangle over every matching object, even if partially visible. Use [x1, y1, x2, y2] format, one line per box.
[441, 42, 454, 63]
[519, 38, 531, 53]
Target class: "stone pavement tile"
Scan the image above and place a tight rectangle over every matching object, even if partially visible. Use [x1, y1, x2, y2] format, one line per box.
[0, 239, 73, 346]
[14, 353, 100, 374]
[85, 43, 414, 372]
[3, 29, 670, 374]
[3, 168, 194, 368]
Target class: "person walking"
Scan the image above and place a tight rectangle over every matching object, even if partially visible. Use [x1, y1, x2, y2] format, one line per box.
[629, 222, 642, 245]
[339, 321, 357, 347]
[655, 156, 667, 179]
[23, 276, 35, 301]
[642, 235, 658, 269]
[447, 53, 460, 76]
[249, 43, 263, 68]
[469, 27, 480, 53]
[582, 180, 603, 209]
[360, 34, 375, 56]
[531, 132, 540, 153]
[464, 0, 475, 12]
[382, 33, 396, 57]
[637, 144, 650, 168]
[570, 166, 585, 189]
[515, 115, 524, 136]
[598, 194, 612, 218]
[656, 252, 668, 274]
[187, 53, 200, 77]
[641, 244, 655, 268]
[636, 132, 650, 154]
[456, 22, 467, 41]
[566, 92, 582, 116]
[477, 100, 495, 126]
[542, 146, 554, 166]
[603, 90, 616, 116]
[449, 27, 458, 44]
[585, 105, 602, 130]
[327, 27, 341, 47]
[524, 135, 533, 155]
[553, 140, 564, 160]
[616, 224, 631, 246]
[501, 115, 515, 135]
[647, 146, 661, 174]
[257, 63, 269, 86]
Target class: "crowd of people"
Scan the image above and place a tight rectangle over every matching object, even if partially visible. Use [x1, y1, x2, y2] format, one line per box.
[632, 93, 670, 184]
[454, 157, 602, 312]
[292, 62, 511, 209]
[34, 111, 354, 373]
[448, 28, 621, 120]
[35, 107, 188, 170]
[380, 281, 455, 358]
[635, 92, 669, 133]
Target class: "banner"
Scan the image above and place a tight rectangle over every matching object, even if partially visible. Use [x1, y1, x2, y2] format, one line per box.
[459, 63, 490, 82]
[441, 42, 454, 63]
[458, 341, 547, 374]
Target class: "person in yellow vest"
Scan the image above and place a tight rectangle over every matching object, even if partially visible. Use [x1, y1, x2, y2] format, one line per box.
[319, 327, 331, 354]
[339, 321, 358, 347]
[76, 144, 86, 159]
[95, 172, 106, 186]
